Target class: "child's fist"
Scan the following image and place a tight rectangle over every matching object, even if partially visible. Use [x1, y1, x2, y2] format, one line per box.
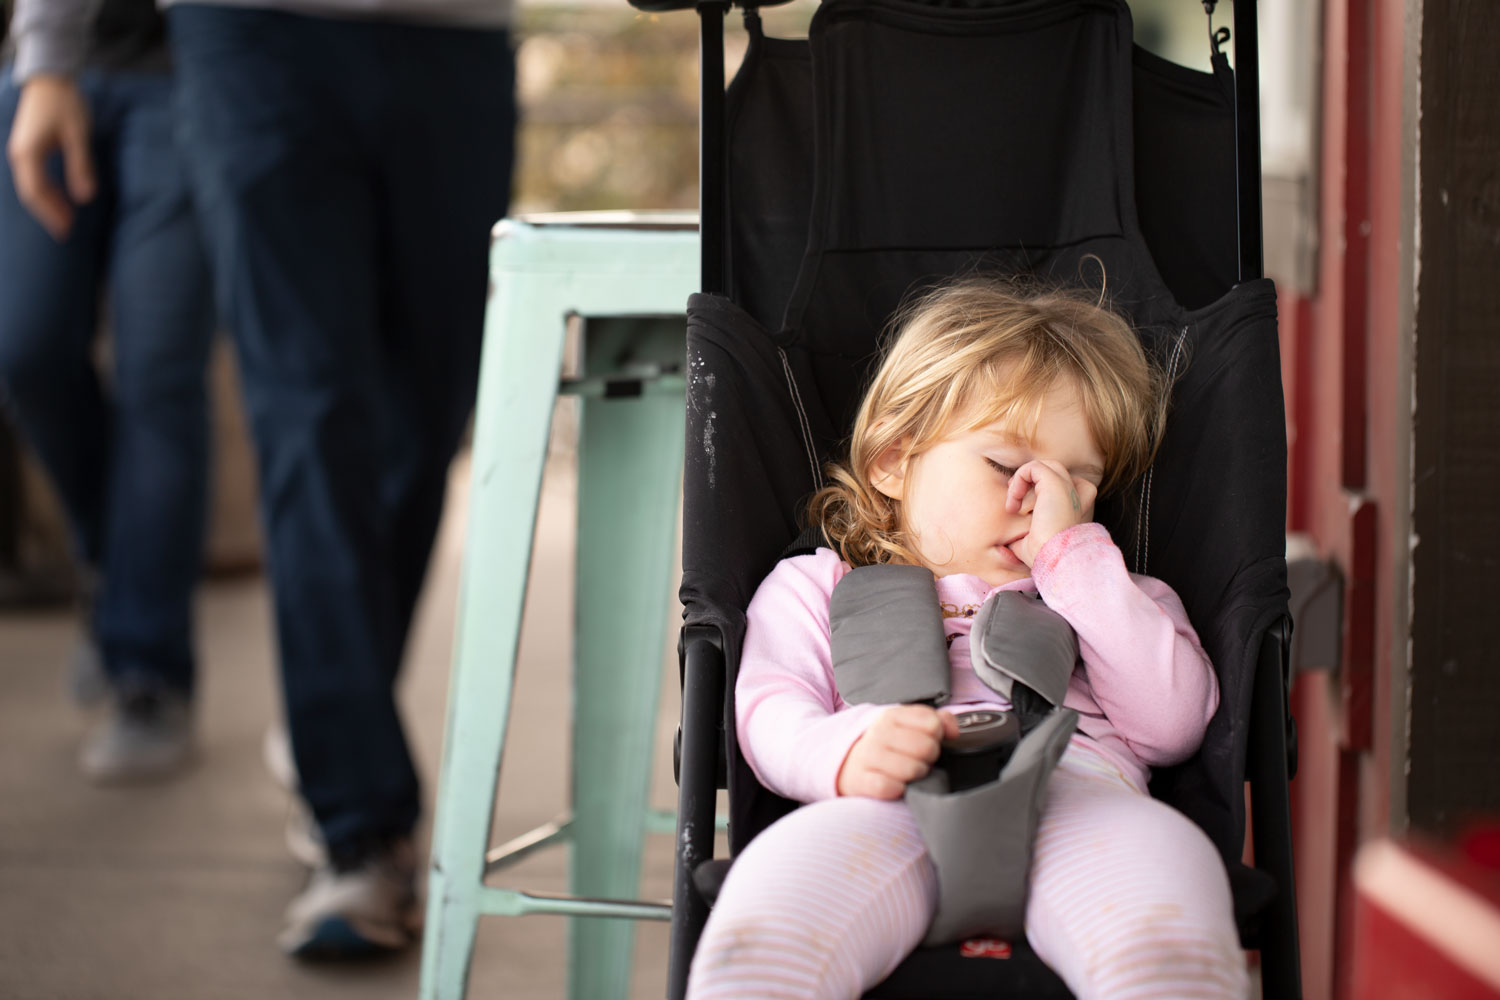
[1006, 459, 1097, 567]
[836, 705, 960, 799]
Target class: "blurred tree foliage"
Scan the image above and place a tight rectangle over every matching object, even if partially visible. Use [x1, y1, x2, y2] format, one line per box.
[512, 1, 818, 214]
[513, 6, 702, 213]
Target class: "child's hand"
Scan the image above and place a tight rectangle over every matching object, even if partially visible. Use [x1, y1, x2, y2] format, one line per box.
[1006, 459, 1098, 567]
[836, 705, 961, 799]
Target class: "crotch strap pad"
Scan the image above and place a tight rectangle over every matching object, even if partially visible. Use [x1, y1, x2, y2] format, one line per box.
[908, 707, 1078, 945]
[828, 565, 1082, 945]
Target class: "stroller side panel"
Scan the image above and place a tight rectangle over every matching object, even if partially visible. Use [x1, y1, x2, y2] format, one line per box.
[725, 29, 816, 331]
[1131, 44, 1240, 310]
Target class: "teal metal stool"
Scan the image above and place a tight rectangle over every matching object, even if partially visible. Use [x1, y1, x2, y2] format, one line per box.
[421, 213, 698, 1000]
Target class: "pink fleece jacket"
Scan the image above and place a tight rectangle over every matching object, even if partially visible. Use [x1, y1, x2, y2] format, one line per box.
[735, 521, 1219, 801]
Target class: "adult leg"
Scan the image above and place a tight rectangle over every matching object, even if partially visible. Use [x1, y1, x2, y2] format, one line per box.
[687, 796, 936, 1000]
[167, 6, 418, 854]
[1024, 747, 1249, 999]
[367, 23, 516, 675]
[0, 74, 112, 576]
[94, 71, 215, 697]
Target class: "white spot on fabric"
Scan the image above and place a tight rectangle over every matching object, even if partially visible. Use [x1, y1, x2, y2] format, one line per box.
[703, 410, 717, 488]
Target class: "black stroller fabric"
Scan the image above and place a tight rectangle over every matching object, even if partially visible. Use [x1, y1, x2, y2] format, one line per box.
[679, 0, 1288, 992]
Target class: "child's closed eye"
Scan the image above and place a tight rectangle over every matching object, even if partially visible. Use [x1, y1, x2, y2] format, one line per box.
[985, 458, 1018, 478]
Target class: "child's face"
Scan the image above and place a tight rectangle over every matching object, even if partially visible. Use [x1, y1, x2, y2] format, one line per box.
[872, 380, 1106, 586]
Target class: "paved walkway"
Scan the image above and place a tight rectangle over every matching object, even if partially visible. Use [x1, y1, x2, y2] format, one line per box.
[0, 425, 686, 1000]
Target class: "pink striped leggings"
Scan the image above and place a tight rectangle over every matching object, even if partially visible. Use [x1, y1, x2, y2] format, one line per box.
[687, 745, 1248, 999]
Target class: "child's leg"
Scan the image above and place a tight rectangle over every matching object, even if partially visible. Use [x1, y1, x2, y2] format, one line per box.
[1025, 747, 1249, 999]
[687, 795, 935, 1000]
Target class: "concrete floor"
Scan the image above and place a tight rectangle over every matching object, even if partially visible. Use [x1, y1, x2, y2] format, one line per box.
[0, 414, 689, 1000]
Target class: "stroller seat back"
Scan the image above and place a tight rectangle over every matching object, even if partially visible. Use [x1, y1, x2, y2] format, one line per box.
[692, 0, 1285, 866]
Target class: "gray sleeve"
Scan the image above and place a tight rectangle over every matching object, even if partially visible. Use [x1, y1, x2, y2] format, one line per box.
[10, 0, 105, 82]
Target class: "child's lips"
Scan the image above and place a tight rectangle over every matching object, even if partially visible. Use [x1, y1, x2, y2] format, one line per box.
[994, 540, 1025, 566]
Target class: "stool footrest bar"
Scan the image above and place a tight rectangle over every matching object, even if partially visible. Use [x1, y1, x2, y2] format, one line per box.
[485, 816, 574, 873]
[477, 887, 674, 921]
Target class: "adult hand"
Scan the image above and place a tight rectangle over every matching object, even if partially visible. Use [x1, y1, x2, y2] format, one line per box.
[6, 74, 96, 240]
[1006, 458, 1097, 567]
[836, 704, 959, 800]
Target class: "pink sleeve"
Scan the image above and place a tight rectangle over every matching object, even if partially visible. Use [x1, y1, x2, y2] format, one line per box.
[735, 551, 890, 803]
[1031, 522, 1219, 767]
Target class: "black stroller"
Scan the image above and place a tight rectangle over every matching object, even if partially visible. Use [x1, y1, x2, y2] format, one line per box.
[635, 0, 1302, 995]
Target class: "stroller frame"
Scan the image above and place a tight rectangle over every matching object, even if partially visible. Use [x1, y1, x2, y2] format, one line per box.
[648, 1, 1303, 996]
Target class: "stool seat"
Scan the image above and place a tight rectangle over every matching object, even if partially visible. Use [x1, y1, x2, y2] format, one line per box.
[420, 215, 699, 1000]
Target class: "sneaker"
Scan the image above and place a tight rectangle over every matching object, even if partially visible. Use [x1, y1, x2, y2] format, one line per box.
[261, 725, 328, 868]
[67, 634, 108, 708]
[79, 684, 195, 783]
[279, 838, 422, 959]
[67, 572, 107, 707]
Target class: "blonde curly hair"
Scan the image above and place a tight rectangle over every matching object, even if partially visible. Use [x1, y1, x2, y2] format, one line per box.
[807, 276, 1168, 568]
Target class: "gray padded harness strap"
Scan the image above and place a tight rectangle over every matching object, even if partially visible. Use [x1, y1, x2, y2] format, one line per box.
[827, 564, 1083, 946]
[830, 564, 951, 706]
[969, 590, 1079, 709]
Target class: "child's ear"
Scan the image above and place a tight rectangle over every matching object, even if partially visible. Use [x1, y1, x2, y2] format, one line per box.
[869, 437, 909, 501]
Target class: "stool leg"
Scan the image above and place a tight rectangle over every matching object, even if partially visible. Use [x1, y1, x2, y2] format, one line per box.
[420, 278, 570, 1000]
[568, 318, 686, 1000]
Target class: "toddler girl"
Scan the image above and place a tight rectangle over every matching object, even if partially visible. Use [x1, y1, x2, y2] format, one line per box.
[686, 278, 1248, 999]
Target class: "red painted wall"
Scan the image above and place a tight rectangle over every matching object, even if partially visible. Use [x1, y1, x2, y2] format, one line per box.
[1278, 1, 1411, 997]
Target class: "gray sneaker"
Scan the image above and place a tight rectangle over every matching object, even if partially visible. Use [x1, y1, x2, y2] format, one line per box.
[79, 685, 195, 783]
[68, 574, 107, 707]
[262, 724, 328, 868]
[279, 838, 422, 959]
[67, 635, 109, 707]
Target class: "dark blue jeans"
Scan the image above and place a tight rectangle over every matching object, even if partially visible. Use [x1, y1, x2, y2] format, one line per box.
[167, 5, 517, 859]
[0, 68, 214, 696]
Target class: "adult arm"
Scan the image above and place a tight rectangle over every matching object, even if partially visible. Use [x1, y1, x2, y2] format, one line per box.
[1031, 521, 1219, 767]
[6, 0, 102, 239]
